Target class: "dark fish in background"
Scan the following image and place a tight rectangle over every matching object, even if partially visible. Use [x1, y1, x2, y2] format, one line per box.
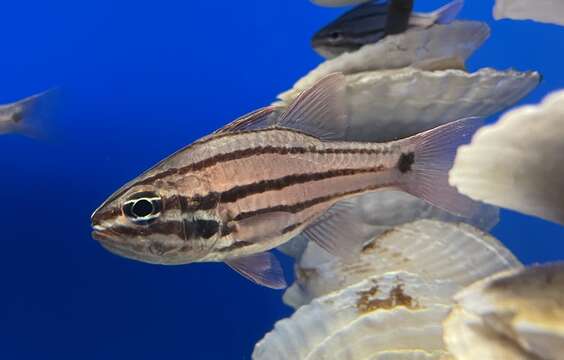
[0, 90, 54, 138]
[91, 73, 482, 289]
[312, 0, 464, 59]
[385, 0, 414, 35]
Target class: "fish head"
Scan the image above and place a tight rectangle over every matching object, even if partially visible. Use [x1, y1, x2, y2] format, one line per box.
[311, 26, 352, 59]
[91, 174, 222, 265]
[311, 2, 387, 59]
[0, 103, 25, 133]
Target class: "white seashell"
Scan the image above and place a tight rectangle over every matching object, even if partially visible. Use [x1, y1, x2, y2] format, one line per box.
[343, 68, 540, 141]
[279, 67, 540, 142]
[443, 306, 533, 359]
[444, 263, 564, 360]
[311, 0, 369, 7]
[283, 220, 522, 309]
[306, 306, 451, 360]
[494, 0, 564, 26]
[276, 21, 490, 103]
[450, 89, 564, 225]
[367, 351, 454, 360]
[253, 272, 458, 360]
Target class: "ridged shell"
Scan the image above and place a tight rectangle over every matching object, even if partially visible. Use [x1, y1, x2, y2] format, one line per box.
[253, 272, 458, 360]
[367, 351, 453, 360]
[280, 67, 540, 142]
[276, 21, 490, 103]
[444, 263, 564, 360]
[283, 220, 522, 309]
[450, 89, 564, 225]
[305, 306, 451, 360]
[278, 191, 500, 261]
[494, 0, 564, 26]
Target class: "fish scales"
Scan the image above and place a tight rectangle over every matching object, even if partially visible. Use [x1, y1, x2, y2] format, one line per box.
[139, 128, 402, 257]
[91, 73, 482, 288]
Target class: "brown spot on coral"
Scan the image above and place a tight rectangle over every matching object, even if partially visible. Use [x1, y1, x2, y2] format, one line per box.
[361, 229, 397, 253]
[361, 240, 379, 253]
[356, 283, 419, 314]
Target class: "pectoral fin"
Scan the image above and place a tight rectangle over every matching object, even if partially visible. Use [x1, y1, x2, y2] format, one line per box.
[234, 211, 298, 244]
[302, 198, 368, 261]
[225, 252, 287, 289]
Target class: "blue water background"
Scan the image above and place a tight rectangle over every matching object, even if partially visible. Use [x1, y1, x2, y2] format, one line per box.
[0, 1, 563, 358]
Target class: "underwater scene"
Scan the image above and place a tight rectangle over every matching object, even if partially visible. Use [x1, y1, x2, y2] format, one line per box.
[1, 0, 563, 359]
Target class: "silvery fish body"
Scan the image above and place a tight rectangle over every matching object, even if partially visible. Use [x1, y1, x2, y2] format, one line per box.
[312, 0, 464, 58]
[0, 91, 52, 137]
[91, 73, 482, 289]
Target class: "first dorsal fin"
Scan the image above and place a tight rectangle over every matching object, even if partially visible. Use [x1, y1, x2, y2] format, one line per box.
[214, 105, 281, 134]
[277, 73, 349, 141]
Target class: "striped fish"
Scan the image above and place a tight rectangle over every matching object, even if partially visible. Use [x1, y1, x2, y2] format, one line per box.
[312, 0, 464, 59]
[91, 73, 482, 289]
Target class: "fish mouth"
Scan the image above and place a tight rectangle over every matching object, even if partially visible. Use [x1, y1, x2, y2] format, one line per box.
[312, 44, 343, 59]
[91, 228, 143, 261]
[91, 224, 120, 243]
[91, 229, 111, 242]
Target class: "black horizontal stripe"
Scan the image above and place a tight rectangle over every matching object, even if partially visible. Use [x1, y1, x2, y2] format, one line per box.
[281, 222, 305, 235]
[103, 221, 183, 238]
[137, 143, 386, 187]
[341, 2, 388, 23]
[221, 166, 385, 203]
[192, 165, 386, 212]
[105, 127, 394, 210]
[233, 183, 394, 222]
[349, 27, 386, 38]
[341, 11, 387, 25]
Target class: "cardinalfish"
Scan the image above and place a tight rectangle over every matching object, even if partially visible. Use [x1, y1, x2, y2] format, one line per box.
[312, 0, 464, 58]
[91, 73, 482, 289]
[0, 90, 54, 138]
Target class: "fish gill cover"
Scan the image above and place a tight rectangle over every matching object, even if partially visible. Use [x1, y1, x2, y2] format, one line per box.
[0, 0, 562, 359]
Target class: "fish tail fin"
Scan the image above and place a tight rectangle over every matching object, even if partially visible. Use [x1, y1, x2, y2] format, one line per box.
[433, 0, 464, 24]
[398, 116, 483, 218]
[8, 89, 58, 139]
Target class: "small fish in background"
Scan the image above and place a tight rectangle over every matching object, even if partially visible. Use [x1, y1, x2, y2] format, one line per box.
[312, 0, 464, 59]
[91, 73, 483, 289]
[0, 90, 55, 138]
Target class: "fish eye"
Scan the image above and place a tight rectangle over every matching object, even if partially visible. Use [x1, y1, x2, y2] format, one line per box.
[131, 199, 154, 217]
[11, 111, 23, 123]
[123, 192, 162, 223]
[329, 31, 343, 41]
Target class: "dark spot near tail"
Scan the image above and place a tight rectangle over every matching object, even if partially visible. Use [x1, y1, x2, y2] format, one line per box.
[11, 111, 23, 123]
[397, 152, 415, 173]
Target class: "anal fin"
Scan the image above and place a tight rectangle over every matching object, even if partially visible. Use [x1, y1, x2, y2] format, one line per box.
[225, 252, 286, 289]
